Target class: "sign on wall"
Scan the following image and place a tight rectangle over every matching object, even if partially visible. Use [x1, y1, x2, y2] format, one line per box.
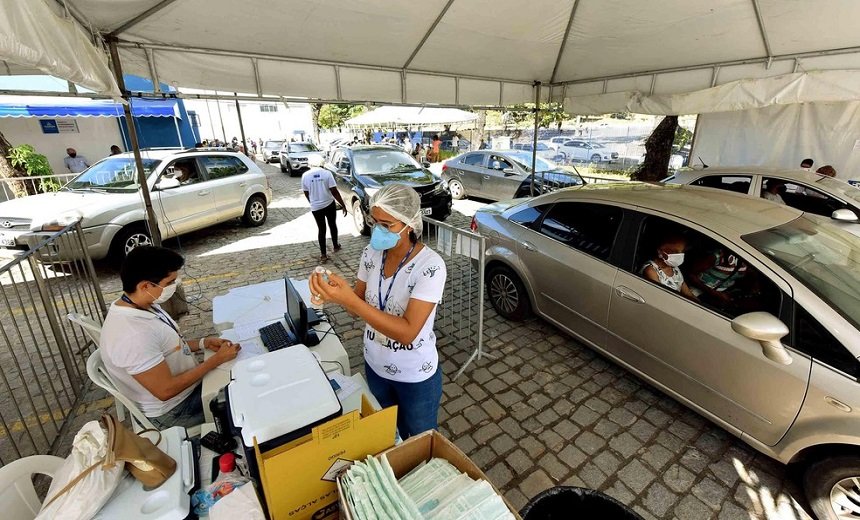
[39, 120, 59, 134]
[39, 119, 79, 134]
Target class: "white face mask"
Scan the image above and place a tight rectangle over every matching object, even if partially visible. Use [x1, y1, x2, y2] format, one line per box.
[149, 277, 180, 304]
[664, 252, 685, 267]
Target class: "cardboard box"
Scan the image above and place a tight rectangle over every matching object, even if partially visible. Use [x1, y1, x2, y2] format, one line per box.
[336, 430, 522, 520]
[254, 395, 397, 520]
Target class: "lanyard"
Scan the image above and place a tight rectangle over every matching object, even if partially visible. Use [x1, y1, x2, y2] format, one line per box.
[120, 294, 182, 338]
[377, 243, 416, 312]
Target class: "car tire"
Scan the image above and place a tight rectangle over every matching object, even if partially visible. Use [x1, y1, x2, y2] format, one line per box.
[280, 163, 287, 173]
[287, 163, 295, 177]
[590, 153, 601, 163]
[242, 195, 268, 227]
[487, 265, 531, 321]
[110, 224, 152, 264]
[352, 199, 370, 236]
[448, 179, 466, 200]
[804, 456, 860, 520]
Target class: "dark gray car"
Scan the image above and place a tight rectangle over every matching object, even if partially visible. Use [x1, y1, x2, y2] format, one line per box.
[441, 150, 584, 201]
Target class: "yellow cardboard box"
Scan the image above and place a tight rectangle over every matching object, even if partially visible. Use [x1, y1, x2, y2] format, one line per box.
[254, 395, 396, 520]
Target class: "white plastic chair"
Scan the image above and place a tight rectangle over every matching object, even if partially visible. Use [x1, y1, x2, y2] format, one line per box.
[67, 312, 102, 347]
[85, 349, 156, 433]
[0, 454, 64, 520]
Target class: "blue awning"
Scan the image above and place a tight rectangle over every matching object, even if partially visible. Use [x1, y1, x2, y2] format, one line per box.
[0, 98, 178, 118]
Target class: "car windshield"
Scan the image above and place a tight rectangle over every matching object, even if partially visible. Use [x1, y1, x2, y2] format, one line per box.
[264, 140, 284, 149]
[289, 143, 319, 153]
[352, 149, 420, 175]
[64, 158, 160, 192]
[506, 152, 557, 173]
[814, 176, 860, 205]
[744, 215, 860, 329]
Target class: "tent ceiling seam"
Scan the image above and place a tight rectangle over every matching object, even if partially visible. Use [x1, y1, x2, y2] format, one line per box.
[52, 0, 92, 36]
[550, 0, 579, 84]
[109, 0, 182, 36]
[251, 58, 262, 97]
[403, 0, 456, 70]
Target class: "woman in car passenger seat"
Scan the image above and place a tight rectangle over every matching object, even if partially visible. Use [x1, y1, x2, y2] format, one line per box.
[642, 234, 698, 301]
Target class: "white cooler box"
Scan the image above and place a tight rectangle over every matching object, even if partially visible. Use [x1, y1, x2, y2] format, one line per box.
[226, 345, 342, 479]
[94, 426, 195, 520]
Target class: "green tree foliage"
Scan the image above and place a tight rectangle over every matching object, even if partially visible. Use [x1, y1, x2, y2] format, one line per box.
[7, 144, 60, 194]
[499, 103, 571, 130]
[317, 104, 368, 130]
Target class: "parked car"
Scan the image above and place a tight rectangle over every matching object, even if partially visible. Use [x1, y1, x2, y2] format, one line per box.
[472, 183, 860, 520]
[513, 142, 560, 161]
[557, 140, 618, 163]
[666, 167, 860, 237]
[0, 149, 272, 262]
[279, 141, 325, 176]
[540, 136, 574, 151]
[261, 140, 285, 162]
[442, 150, 584, 201]
[326, 145, 452, 234]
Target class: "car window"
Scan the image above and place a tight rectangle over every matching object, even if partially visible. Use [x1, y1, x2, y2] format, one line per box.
[462, 153, 484, 166]
[633, 215, 782, 319]
[692, 175, 752, 194]
[198, 156, 249, 180]
[165, 158, 203, 186]
[509, 204, 550, 229]
[790, 306, 860, 378]
[289, 143, 319, 153]
[762, 177, 848, 217]
[538, 202, 622, 261]
[65, 158, 160, 192]
[352, 149, 418, 174]
[488, 155, 514, 171]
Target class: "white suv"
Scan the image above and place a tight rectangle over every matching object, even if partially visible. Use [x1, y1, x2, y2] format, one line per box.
[0, 148, 273, 261]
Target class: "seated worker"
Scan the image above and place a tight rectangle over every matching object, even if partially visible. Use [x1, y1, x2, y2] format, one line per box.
[762, 180, 786, 204]
[642, 234, 698, 301]
[100, 246, 240, 429]
[687, 247, 749, 306]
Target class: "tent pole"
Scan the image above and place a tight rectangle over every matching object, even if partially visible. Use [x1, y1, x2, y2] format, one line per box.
[234, 93, 247, 155]
[205, 99, 216, 140]
[173, 116, 184, 147]
[107, 38, 162, 246]
[215, 94, 227, 142]
[531, 82, 541, 197]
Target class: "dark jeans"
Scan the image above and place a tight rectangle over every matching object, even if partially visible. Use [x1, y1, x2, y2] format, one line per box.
[311, 201, 339, 256]
[365, 362, 443, 439]
[149, 384, 204, 430]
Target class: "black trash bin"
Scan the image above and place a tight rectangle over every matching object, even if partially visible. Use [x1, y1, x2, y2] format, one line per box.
[520, 486, 644, 520]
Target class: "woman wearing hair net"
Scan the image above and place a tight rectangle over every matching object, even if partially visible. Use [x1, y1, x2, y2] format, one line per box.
[310, 184, 447, 439]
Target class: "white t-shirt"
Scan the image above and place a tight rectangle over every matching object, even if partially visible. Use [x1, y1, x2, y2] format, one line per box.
[357, 245, 447, 383]
[302, 167, 337, 211]
[100, 301, 198, 417]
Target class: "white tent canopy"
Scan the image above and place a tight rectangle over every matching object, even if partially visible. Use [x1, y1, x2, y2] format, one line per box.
[345, 106, 477, 129]
[3, 1, 860, 114]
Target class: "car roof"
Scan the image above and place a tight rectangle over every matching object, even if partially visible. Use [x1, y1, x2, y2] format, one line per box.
[347, 145, 406, 152]
[110, 149, 248, 161]
[544, 183, 802, 237]
[674, 166, 828, 183]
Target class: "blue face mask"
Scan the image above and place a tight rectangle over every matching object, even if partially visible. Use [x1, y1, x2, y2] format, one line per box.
[370, 225, 405, 251]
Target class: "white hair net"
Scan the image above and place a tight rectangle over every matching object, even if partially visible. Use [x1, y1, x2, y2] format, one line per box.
[369, 184, 423, 238]
[307, 154, 325, 167]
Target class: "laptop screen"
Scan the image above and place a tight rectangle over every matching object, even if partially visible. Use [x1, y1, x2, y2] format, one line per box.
[284, 276, 308, 343]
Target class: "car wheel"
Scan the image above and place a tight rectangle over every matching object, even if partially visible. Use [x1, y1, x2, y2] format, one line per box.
[280, 163, 287, 173]
[352, 199, 370, 236]
[487, 265, 531, 321]
[805, 456, 860, 520]
[448, 179, 466, 200]
[242, 195, 267, 226]
[110, 225, 152, 264]
[287, 163, 295, 177]
[590, 153, 601, 162]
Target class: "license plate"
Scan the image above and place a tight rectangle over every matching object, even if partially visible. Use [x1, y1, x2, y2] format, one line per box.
[0, 233, 15, 247]
[421, 208, 433, 216]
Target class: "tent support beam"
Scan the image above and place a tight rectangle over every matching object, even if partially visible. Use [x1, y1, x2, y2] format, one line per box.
[530, 82, 541, 197]
[107, 38, 162, 247]
[234, 93, 247, 156]
[109, 0, 181, 36]
[550, 0, 580, 84]
[145, 49, 161, 93]
[750, 0, 773, 63]
[403, 0, 456, 69]
[251, 58, 262, 98]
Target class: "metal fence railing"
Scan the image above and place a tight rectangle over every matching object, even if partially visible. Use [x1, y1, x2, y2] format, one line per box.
[0, 174, 77, 202]
[0, 221, 106, 465]
[421, 217, 488, 380]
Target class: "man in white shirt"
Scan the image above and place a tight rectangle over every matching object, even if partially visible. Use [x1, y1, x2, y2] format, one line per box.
[100, 246, 240, 429]
[302, 155, 347, 263]
[63, 148, 90, 173]
[451, 134, 459, 152]
[763, 180, 786, 205]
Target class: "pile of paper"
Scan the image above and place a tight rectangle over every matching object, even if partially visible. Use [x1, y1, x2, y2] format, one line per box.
[341, 456, 513, 520]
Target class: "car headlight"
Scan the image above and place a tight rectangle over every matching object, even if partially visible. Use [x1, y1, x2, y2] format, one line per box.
[40, 211, 82, 231]
[431, 182, 448, 195]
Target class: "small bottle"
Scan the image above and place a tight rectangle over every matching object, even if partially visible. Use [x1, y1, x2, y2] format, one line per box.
[216, 452, 239, 482]
[310, 266, 330, 309]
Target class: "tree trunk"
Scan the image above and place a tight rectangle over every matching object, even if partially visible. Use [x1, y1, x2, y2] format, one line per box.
[310, 103, 322, 144]
[0, 129, 29, 198]
[632, 115, 678, 182]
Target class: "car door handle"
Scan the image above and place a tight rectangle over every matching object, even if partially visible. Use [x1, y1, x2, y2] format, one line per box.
[239, 182, 247, 187]
[520, 241, 537, 252]
[825, 396, 852, 413]
[197, 190, 210, 196]
[615, 285, 645, 303]
[483, 175, 490, 179]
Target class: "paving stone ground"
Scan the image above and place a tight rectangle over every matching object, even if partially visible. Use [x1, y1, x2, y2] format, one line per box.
[54, 160, 813, 519]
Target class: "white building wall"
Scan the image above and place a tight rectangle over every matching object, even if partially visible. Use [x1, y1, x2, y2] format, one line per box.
[184, 99, 314, 143]
[0, 117, 123, 175]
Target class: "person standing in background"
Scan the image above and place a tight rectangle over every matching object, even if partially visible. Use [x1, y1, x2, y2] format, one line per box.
[64, 148, 89, 173]
[451, 134, 459, 153]
[302, 155, 347, 263]
[430, 135, 441, 162]
[110, 145, 122, 156]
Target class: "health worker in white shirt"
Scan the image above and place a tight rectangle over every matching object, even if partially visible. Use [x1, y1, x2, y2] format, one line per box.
[100, 246, 241, 429]
[310, 184, 447, 439]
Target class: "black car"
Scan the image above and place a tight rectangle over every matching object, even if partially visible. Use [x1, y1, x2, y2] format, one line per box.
[326, 145, 453, 234]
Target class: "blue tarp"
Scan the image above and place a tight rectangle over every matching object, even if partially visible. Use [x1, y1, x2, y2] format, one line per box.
[0, 98, 177, 118]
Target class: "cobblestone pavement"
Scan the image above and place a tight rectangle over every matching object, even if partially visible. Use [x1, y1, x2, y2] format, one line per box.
[55, 160, 813, 519]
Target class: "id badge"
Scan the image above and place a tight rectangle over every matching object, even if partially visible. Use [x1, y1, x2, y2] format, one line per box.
[180, 341, 193, 356]
[375, 332, 389, 347]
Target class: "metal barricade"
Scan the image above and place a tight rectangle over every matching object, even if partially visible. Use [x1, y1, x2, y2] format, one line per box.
[0, 221, 106, 465]
[421, 217, 489, 380]
[0, 174, 77, 202]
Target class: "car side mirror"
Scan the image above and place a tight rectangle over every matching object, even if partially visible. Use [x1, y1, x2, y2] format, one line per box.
[336, 168, 349, 176]
[731, 312, 792, 365]
[422, 161, 431, 168]
[155, 177, 181, 190]
[503, 168, 516, 176]
[831, 208, 859, 222]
